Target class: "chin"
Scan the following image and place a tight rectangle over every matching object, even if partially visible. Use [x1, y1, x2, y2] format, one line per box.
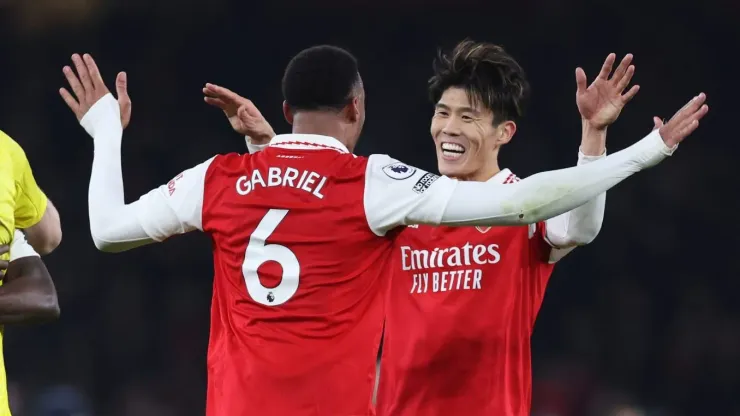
[437, 162, 467, 179]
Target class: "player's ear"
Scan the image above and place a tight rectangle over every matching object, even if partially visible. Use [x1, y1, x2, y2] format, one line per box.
[345, 97, 360, 123]
[495, 120, 516, 146]
[282, 101, 294, 125]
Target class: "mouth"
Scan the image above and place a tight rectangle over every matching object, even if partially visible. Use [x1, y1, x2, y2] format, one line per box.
[440, 142, 466, 161]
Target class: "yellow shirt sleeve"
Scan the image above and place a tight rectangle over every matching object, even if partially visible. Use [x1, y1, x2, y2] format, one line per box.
[0, 130, 48, 229]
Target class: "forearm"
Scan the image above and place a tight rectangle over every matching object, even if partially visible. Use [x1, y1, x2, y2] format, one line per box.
[0, 257, 59, 324]
[439, 130, 672, 226]
[545, 151, 606, 247]
[82, 95, 158, 252]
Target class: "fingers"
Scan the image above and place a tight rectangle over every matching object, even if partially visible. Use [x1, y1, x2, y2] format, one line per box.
[670, 93, 704, 121]
[116, 72, 130, 105]
[83, 54, 105, 90]
[615, 65, 635, 92]
[661, 94, 709, 145]
[652, 116, 664, 131]
[204, 83, 241, 102]
[71, 54, 93, 96]
[610, 54, 633, 83]
[597, 53, 616, 80]
[59, 87, 80, 115]
[63, 66, 85, 102]
[575, 67, 588, 93]
[621, 84, 640, 104]
[671, 93, 707, 126]
[0, 245, 9, 255]
[204, 96, 228, 109]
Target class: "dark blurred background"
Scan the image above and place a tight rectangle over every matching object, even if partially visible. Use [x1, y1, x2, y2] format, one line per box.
[0, 0, 736, 415]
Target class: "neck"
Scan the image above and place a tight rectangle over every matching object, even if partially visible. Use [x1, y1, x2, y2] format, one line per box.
[453, 157, 501, 182]
[291, 112, 355, 152]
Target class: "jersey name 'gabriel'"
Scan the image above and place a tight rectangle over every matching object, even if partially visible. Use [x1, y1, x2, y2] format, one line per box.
[235, 167, 328, 199]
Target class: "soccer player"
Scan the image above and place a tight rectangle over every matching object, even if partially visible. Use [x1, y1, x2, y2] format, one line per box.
[0, 130, 62, 415]
[0, 232, 59, 416]
[374, 43, 642, 416]
[205, 43, 680, 416]
[60, 47, 704, 415]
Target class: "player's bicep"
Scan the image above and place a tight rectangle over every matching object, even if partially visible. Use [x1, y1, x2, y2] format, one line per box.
[363, 154, 457, 236]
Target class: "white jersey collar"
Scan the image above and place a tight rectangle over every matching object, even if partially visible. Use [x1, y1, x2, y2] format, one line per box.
[269, 134, 349, 154]
[487, 168, 519, 184]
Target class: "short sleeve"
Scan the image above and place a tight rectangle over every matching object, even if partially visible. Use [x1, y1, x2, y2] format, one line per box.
[9, 230, 39, 261]
[363, 154, 458, 236]
[2, 131, 48, 229]
[135, 157, 214, 241]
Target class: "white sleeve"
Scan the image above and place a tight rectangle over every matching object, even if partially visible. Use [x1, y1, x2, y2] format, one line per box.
[440, 130, 672, 226]
[363, 154, 458, 236]
[245, 136, 269, 154]
[364, 130, 674, 235]
[9, 230, 39, 261]
[81, 94, 212, 253]
[544, 150, 607, 263]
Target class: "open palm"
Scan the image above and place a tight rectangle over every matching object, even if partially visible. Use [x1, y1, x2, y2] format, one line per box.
[576, 53, 639, 129]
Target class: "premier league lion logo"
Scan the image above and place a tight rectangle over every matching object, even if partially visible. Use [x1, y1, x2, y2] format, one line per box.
[382, 162, 417, 180]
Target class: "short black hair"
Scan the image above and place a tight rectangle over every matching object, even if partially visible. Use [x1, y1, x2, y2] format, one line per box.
[282, 45, 361, 112]
[428, 40, 530, 124]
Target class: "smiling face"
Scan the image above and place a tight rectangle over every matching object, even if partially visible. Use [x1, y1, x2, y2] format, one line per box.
[430, 87, 516, 181]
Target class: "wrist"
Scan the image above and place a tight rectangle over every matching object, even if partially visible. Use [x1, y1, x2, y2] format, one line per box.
[579, 119, 607, 156]
[248, 131, 275, 145]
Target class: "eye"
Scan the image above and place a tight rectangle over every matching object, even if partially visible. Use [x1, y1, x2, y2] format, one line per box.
[435, 109, 449, 117]
[462, 115, 473, 121]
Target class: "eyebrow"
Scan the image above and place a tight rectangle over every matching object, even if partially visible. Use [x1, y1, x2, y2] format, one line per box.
[435, 103, 480, 114]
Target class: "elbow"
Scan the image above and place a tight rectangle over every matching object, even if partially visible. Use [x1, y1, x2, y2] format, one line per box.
[91, 231, 129, 253]
[92, 236, 120, 253]
[30, 292, 61, 323]
[35, 229, 62, 255]
[567, 222, 603, 246]
[40, 296, 61, 322]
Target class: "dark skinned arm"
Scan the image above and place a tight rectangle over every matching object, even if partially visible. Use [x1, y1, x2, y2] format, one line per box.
[0, 237, 60, 325]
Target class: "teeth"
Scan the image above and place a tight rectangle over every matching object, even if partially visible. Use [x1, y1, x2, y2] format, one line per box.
[441, 143, 464, 153]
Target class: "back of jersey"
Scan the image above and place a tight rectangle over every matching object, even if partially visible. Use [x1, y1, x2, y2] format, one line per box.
[201, 135, 389, 416]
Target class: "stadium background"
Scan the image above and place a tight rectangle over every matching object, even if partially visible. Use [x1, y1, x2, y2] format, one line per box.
[0, 0, 735, 415]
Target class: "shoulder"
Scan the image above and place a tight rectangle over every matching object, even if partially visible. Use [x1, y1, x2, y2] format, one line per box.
[0, 130, 26, 161]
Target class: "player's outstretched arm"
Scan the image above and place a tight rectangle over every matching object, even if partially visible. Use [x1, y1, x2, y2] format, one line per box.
[60, 54, 209, 252]
[0, 231, 59, 324]
[364, 93, 708, 234]
[545, 53, 640, 253]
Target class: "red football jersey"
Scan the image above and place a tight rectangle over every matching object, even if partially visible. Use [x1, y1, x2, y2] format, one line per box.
[142, 134, 458, 416]
[376, 169, 557, 416]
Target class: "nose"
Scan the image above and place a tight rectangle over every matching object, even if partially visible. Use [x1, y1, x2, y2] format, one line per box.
[441, 117, 462, 136]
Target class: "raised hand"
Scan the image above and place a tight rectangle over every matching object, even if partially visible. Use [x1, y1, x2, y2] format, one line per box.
[654, 93, 709, 147]
[203, 83, 275, 144]
[59, 54, 131, 128]
[576, 53, 640, 129]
